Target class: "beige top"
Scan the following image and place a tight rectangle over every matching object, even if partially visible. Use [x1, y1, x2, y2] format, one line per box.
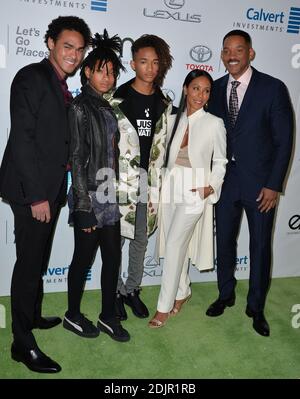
[175, 145, 192, 167]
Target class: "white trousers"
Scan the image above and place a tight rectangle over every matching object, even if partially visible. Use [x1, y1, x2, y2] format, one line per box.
[157, 166, 204, 313]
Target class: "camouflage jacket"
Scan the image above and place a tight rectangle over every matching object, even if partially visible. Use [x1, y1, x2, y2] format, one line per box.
[104, 80, 173, 239]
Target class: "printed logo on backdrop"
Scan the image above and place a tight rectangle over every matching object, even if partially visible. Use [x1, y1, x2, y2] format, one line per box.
[121, 256, 162, 280]
[0, 44, 6, 68]
[291, 44, 300, 68]
[287, 215, 300, 234]
[232, 6, 300, 35]
[43, 266, 92, 285]
[287, 7, 300, 34]
[17, 0, 109, 12]
[186, 45, 213, 72]
[143, 0, 202, 24]
[14, 25, 49, 58]
[119, 37, 134, 66]
[144, 256, 162, 278]
[18, 0, 87, 10]
[91, 0, 107, 12]
[162, 88, 176, 102]
[214, 255, 249, 272]
[164, 0, 185, 9]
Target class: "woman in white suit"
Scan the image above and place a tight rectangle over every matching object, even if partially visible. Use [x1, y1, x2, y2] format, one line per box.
[149, 70, 227, 328]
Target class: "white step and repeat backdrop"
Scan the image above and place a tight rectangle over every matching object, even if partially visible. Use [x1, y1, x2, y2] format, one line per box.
[0, 0, 299, 296]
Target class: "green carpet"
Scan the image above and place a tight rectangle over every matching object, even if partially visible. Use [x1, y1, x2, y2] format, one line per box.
[0, 277, 299, 379]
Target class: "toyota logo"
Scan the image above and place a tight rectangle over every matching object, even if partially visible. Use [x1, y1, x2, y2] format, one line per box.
[162, 88, 176, 101]
[190, 45, 212, 63]
[164, 0, 185, 9]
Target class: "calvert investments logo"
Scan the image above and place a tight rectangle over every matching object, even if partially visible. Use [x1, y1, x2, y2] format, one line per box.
[186, 45, 213, 72]
[43, 266, 92, 284]
[0, 44, 6, 68]
[18, 0, 87, 10]
[287, 7, 300, 34]
[143, 0, 202, 24]
[214, 255, 249, 272]
[232, 6, 300, 35]
[91, 0, 107, 12]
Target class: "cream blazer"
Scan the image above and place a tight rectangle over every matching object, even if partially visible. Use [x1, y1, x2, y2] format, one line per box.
[156, 107, 227, 271]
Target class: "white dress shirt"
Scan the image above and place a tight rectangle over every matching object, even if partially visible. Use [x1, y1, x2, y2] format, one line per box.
[227, 66, 253, 110]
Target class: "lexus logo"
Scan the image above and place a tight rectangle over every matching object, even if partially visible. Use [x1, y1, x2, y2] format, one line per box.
[289, 215, 300, 230]
[144, 256, 159, 269]
[164, 0, 185, 9]
[190, 45, 212, 63]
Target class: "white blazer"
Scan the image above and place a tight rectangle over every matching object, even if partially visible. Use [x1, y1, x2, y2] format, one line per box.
[157, 107, 227, 271]
[166, 107, 227, 203]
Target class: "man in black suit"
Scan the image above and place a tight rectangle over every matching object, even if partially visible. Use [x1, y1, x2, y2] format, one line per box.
[206, 30, 293, 337]
[0, 16, 90, 373]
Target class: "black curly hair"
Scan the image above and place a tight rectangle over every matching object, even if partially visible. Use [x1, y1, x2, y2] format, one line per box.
[80, 29, 125, 86]
[131, 34, 173, 87]
[44, 16, 91, 49]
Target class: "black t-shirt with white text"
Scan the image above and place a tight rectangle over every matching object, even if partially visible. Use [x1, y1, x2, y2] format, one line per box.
[125, 86, 159, 172]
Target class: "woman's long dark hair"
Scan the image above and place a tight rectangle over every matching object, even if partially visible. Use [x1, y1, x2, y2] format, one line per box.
[164, 70, 213, 167]
[80, 29, 125, 86]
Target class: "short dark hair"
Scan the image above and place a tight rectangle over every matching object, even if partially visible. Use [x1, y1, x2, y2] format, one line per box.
[222, 29, 252, 47]
[165, 70, 213, 166]
[80, 30, 125, 86]
[44, 16, 91, 49]
[131, 34, 173, 87]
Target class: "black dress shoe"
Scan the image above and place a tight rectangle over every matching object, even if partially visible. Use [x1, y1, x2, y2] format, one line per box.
[115, 292, 128, 321]
[123, 289, 149, 318]
[206, 296, 235, 317]
[35, 316, 62, 329]
[246, 306, 270, 337]
[11, 342, 61, 373]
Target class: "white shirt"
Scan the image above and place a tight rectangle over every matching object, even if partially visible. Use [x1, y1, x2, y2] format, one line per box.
[227, 66, 253, 110]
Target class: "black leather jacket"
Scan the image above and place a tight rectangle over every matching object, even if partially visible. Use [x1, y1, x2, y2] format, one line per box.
[68, 84, 119, 228]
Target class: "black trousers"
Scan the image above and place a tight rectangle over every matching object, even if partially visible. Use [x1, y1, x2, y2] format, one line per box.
[67, 221, 121, 321]
[215, 165, 275, 312]
[10, 202, 61, 349]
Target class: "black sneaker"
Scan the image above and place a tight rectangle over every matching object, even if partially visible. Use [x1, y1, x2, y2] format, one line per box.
[63, 313, 99, 338]
[97, 318, 130, 342]
[123, 289, 149, 318]
[115, 292, 128, 321]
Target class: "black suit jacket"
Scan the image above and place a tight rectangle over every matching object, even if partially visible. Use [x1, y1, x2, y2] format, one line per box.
[208, 68, 294, 198]
[0, 59, 70, 205]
